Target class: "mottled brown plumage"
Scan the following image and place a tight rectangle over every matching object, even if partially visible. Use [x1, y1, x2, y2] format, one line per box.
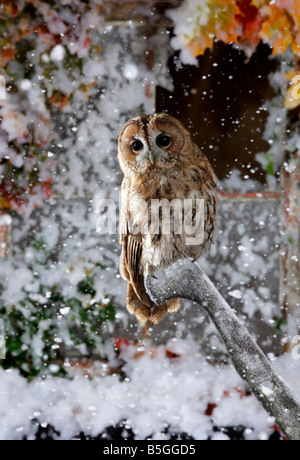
[118, 113, 217, 324]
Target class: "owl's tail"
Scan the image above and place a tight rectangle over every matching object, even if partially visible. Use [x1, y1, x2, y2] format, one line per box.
[126, 283, 180, 325]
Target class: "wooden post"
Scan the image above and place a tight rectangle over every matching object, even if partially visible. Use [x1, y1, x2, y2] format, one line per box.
[103, 0, 183, 23]
[281, 165, 300, 330]
[0, 211, 12, 258]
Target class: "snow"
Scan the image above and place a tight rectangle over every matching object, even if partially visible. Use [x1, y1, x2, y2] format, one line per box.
[1, 16, 172, 214]
[1, 4, 299, 441]
[50, 45, 66, 62]
[284, 162, 297, 173]
[48, 26, 172, 200]
[201, 200, 281, 326]
[261, 385, 274, 398]
[122, 63, 139, 81]
[0, 76, 6, 100]
[1, 102, 28, 142]
[167, 0, 210, 65]
[228, 290, 242, 300]
[0, 337, 295, 441]
[0, 214, 12, 226]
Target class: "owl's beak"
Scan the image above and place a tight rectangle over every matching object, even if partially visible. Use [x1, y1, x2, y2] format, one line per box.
[149, 151, 155, 165]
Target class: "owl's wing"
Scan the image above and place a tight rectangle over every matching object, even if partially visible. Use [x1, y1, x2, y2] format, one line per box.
[119, 180, 151, 307]
[193, 143, 217, 189]
[119, 180, 131, 281]
[191, 143, 218, 251]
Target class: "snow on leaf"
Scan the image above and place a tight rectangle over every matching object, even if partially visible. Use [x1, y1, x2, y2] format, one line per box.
[0, 0, 104, 215]
[259, 5, 294, 55]
[170, 0, 300, 64]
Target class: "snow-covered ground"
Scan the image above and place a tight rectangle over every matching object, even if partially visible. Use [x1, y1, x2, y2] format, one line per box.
[0, 337, 298, 440]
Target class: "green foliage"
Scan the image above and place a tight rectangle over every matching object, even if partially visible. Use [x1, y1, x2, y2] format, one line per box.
[77, 276, 97, 297]
[261, 152, 275, 176]
[1, 285, 116, 379]
[274, 316, 288, 334]
[32, 238, 48, 252]
[0, 239, 117, 379]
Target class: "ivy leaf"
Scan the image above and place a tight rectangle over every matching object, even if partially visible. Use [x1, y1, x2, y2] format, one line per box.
[77, 276, 96, 297]
[32, 238, 47, 252]
[261, 152, 275, 176]
[95, 262, 107, 270]
[98, 304, 116, 323]
[274, 316, 287, 334]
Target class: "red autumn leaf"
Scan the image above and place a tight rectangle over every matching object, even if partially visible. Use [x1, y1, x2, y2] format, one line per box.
[114, 337, 131, 353]
[41, 182, 53, 201]
[271, 424, 288, 440]
[236, 0, 263, 46]
[205, 403, 217, 416]
[165, 349, 181, 359]
[0, 46, 15, 67]
[83, 36, 91, 49]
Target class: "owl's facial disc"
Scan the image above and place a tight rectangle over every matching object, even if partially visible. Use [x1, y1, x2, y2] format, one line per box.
[118, 114, 187, 175]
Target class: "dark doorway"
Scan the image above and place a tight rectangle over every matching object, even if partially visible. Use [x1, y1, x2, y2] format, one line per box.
[156, 41, 279, 185]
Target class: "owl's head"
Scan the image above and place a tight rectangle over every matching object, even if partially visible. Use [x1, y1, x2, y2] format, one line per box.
[118, 113, 190, 175]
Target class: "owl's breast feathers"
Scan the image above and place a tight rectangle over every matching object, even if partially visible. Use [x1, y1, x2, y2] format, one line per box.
[119, 146, 217, 325]
[119, 178, 181, 324]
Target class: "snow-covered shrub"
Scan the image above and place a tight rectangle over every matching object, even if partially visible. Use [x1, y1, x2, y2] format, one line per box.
[0, 0, 103, 216]
[0, 235, 117, 378]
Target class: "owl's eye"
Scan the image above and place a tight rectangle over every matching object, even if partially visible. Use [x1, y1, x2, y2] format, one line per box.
[131, 140, 144, 153]
[156, 134, 171, 148]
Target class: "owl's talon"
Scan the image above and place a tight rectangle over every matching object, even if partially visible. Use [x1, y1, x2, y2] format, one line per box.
[147, 270, 157, 279]
[145, 263, 157, 278]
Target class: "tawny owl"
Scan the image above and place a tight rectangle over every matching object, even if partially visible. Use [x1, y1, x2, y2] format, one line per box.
[118, 113, 217, 325]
